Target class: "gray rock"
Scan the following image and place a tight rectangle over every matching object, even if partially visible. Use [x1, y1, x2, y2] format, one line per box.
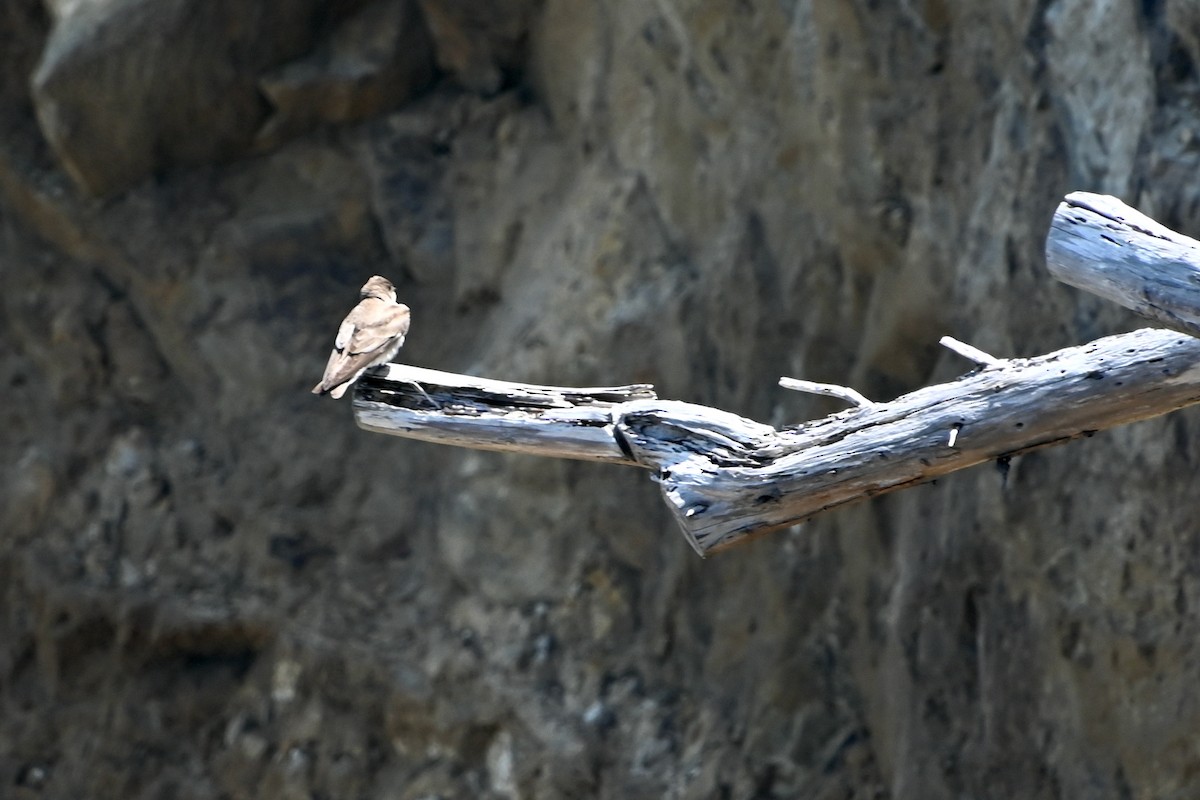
[416, 0, 538, 94]
[32, 0, 343, 195]
[257, 0, 435, 149]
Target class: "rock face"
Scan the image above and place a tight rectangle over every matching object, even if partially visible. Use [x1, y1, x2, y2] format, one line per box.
[3, 1, 1200, 797]
[30, 0, 435, 194]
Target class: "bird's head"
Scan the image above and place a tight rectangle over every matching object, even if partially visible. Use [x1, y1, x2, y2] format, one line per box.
[360, 275, 397, 302]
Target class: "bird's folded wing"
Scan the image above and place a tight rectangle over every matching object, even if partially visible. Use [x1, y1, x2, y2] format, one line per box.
[319, 349, 376, 392]
[344, 303, 410, 356]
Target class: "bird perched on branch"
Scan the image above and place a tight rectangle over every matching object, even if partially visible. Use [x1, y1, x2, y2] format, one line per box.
[312, 275, 410, 400]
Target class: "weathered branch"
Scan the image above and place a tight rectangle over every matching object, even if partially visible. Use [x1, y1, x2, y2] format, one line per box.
[356, 365, 657, 464]
[348, 194, 1200, 556]
[654, 328, 1200, 552]
[1046, 192, 1200, 337]
[355, 329, 1200, 555]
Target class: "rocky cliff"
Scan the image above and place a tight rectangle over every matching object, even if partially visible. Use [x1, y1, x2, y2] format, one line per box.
[4, 1, 1200, 798]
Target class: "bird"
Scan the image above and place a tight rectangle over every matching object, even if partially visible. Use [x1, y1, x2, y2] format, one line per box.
[312, 275, 411, 400]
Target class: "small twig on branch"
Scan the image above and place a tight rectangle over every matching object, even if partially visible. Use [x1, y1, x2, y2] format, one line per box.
[939, 336, 1002, 367]
[778, 377, 875, 408]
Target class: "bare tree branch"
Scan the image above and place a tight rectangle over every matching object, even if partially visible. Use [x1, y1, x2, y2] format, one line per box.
[356, 365, 657, 464]
[355, 329, 1200, 555]
[349, 194, 1200, 555]
[1046, 192, 1200, 337]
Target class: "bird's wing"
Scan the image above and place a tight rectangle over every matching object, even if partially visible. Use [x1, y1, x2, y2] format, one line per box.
[333, 315, 358, 353]
[342, 300, 410, 356]
[313, 301, 411, 394]
[315, 349, 375, 395]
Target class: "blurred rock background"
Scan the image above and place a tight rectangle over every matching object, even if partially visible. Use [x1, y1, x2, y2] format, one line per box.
[3, 0, 1200, 797]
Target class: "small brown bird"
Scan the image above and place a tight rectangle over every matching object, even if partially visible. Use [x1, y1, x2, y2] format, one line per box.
[313, 275, 410, 399]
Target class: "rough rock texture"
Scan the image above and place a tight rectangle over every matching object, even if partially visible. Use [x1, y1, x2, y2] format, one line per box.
[3, 1, 1200, 798]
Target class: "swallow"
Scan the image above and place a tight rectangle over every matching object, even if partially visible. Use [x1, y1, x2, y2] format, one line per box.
[313, 275, 410, 399]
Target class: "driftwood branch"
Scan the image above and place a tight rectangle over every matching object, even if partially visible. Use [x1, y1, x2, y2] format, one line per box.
[356, 329, 1200, 555]
[1046, 192, 1200, 337]
[349, 193, 1200, 556]
[356, 365, 657, 464]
